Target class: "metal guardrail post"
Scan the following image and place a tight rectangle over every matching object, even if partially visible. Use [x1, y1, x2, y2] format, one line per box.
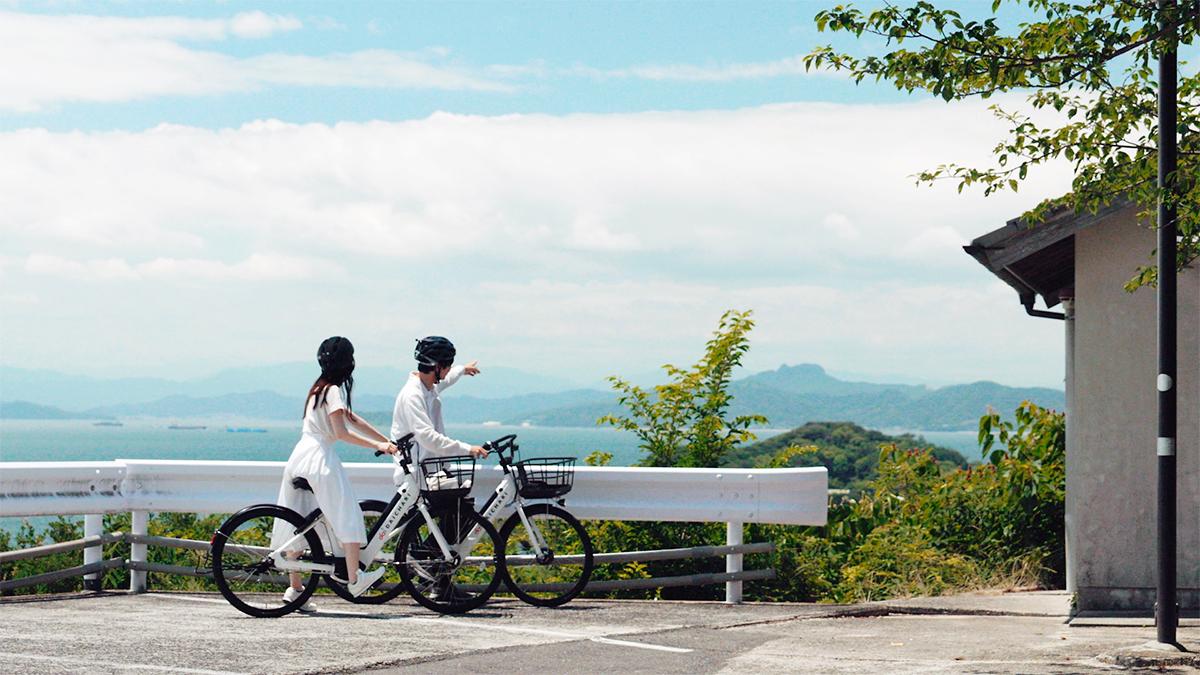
[83, 514, 103, 591]
[130, 511, 147, 593]
[725, 521, 743, 604]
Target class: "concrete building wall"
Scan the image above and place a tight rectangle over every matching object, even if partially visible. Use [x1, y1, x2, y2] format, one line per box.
[1071, 206, 1200, 611]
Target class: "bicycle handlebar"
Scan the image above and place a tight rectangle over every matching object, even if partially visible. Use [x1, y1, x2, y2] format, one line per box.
[482, 434, 519, 466]
[373, 432, 518, 470]
[374, 432, 416, 464]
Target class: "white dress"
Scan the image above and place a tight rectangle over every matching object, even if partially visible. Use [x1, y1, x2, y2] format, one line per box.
[270, 385, 367, 550]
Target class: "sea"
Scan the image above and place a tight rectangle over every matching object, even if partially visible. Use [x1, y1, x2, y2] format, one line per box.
[0, 419, 980, 534]
[0, 419, 982, 465]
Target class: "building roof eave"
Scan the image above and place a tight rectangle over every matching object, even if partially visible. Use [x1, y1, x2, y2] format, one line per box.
[964, 198, 1133, 314]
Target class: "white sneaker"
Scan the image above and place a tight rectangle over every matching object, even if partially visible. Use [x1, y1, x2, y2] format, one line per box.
[346, 567, 387, 597]
[282, 586, 318, 613]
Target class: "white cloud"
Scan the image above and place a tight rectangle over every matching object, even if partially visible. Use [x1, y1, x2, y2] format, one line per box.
[24, 253, 334, 282]
[565, 213, 642, 251]
[2, 101, 1065, 265]
[575, 55, 839, 82]
[457, 278, 1065, 386]
[0, 11, 509, 111]
[245, 50, 511, 90]
[821, 212, 861, 241]
[1, 99, 1075, 385]
[25, 254, 138, 281]
[897, 225, 969, 261]
[308, 16, 348, 32]
[1, 99, 1074, 276]
[229, 11, 302, 39]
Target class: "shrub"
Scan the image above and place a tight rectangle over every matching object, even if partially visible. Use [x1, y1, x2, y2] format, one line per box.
[835, 522, 979, 602]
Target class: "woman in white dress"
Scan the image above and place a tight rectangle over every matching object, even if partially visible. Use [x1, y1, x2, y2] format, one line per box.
[272, 336, 396, 607]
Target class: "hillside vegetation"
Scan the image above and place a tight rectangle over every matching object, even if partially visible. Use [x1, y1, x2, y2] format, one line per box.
[724, 421, 967, 490]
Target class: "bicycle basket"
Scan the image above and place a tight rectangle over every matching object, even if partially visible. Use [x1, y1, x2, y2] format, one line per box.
[513, 457, 575, 499]
[419, 455, 475, 502]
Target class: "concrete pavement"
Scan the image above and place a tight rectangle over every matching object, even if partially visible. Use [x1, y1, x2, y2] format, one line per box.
[0, 590, 1196, 673]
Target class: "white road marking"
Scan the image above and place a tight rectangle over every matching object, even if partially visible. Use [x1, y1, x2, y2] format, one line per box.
[0, 652, 247, 675]
[589, 636, 693, 653]
[385, 613, 695, 653]
[155, 594, 695, 654]
[154, 595, 229, 605]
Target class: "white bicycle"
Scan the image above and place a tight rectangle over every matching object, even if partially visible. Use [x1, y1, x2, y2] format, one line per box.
[478, 434, 594, 606]
[210, 434, 504, 617]
[352, 434, 594, 607]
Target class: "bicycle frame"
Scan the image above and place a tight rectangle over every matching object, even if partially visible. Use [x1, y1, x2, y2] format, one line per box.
[267, 453, 458, 577]
[462, 447, 560, 558]
[361, 450, 556, 565]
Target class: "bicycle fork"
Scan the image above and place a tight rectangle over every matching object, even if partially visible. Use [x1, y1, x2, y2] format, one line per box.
[513, 504, 551, 559]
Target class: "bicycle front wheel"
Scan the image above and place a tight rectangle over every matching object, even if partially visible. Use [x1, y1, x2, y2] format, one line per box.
[326, 499, 408, 604]
[499, 504, 594, 607]
[396, 503, 503, 614]
[211, 505, 324, 618]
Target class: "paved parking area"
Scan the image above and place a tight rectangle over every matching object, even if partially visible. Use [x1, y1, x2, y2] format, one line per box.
[0, 591, 1196, 673]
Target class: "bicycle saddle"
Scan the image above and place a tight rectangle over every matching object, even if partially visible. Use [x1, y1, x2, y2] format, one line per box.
[291, 477, 313, 492]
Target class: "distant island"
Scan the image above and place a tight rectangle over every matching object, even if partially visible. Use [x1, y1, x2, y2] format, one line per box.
[724, 421, 968, 491]
[0, 363, 1063, 432]
[0, 401, 109, 421]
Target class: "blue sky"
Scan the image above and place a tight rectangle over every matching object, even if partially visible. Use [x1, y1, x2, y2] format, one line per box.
[0, 1, 1085, 389]
[3, 1, 1052, 132]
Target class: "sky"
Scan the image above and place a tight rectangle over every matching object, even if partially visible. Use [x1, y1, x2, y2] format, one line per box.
[0, 0, 1097, 389]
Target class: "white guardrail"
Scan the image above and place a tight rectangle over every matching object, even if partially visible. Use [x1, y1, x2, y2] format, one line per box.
[0, 459, 828, 602]
[0, 460, 829, 523]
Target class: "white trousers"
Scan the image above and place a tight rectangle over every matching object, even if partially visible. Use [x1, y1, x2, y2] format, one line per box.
[270, 434, 367, 551]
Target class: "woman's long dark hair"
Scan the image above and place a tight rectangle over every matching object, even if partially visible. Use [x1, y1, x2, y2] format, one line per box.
[305, 336, 355, 417]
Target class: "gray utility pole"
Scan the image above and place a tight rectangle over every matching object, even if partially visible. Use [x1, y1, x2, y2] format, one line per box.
[1155, 0, 1179, 645]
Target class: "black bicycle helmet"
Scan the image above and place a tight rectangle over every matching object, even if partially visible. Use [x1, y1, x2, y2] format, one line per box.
[317, 336, 355, 384]
[414, 336, 456, 368]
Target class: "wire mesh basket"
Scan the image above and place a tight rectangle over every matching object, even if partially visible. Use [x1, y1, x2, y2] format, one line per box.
[419, 455, 475, 502]
[513, 457, 575, 499]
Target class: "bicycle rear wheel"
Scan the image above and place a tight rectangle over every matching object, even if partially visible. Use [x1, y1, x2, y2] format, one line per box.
[396, 503, 503, 614]
[499, 504, 594, 607]
[326, 499, 407, 604]
[211, 505, 324, 618]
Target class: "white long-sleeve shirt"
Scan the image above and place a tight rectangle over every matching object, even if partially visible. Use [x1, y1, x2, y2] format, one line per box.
[391, 367, 471, 483]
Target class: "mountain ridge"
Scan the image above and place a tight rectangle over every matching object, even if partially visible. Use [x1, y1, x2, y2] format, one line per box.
[0, 363, 1063, 431]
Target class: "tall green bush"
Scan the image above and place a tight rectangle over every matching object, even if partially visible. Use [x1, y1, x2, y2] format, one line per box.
[599, 309, 767, 468]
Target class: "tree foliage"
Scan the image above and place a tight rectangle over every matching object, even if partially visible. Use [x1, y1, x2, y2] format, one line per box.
[599, 309, 767, 468]
[806, 0, 1200, 286]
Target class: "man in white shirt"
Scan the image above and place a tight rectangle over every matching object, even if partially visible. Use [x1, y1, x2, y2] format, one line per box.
[391, 336, 488, 480]
[390, 335, 487, 604]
